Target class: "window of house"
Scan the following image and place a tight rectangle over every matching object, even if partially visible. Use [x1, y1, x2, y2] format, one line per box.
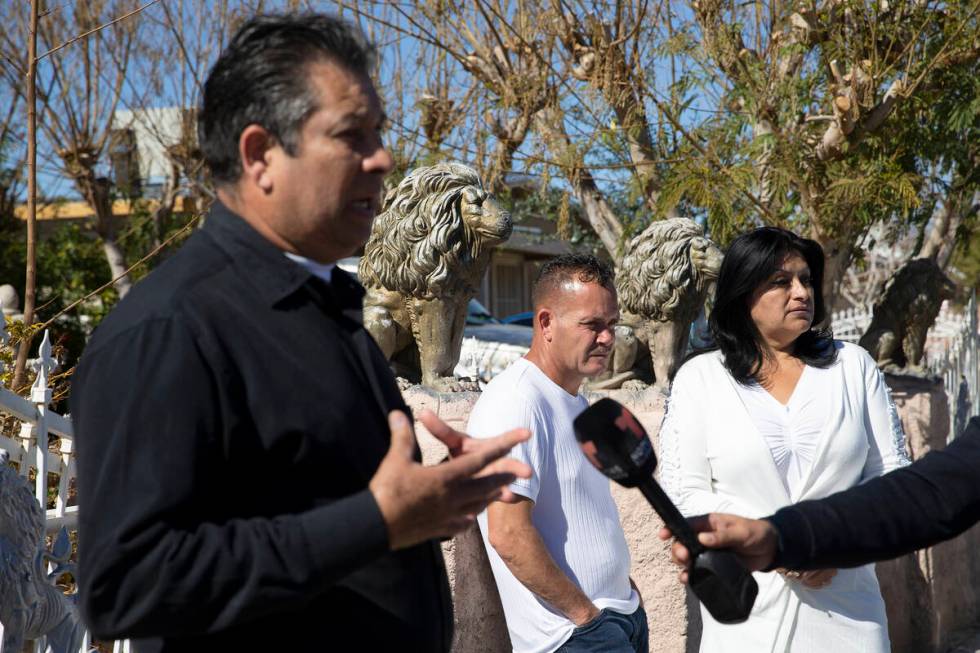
[492, 258, 525, 319]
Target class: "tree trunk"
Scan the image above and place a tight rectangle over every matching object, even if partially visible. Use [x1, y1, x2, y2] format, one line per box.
[813, 233, 852, 321]
[151, 160, 182, 250]
[71, 169, 133, 298]
[575, 177, 626, 261]
[800, 182, 852, 318]
[918, 188, 980, 271]
[560, 14, 664, 213]
[533, 110, 624, 260]
[754, 119, 777, 212]
[485, 109, 537, 195]
[939, 191, 980, 270]
[918, 195, 958, 262]
[101, 237, 132, 297]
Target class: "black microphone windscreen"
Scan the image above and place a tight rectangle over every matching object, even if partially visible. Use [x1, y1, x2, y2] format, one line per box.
[573, 397, 657, 487]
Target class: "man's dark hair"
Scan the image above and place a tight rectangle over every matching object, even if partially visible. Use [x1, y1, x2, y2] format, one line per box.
[532, 253, 615, 306]
[199, 14, 375, 184]
[708, 226, 836, 383]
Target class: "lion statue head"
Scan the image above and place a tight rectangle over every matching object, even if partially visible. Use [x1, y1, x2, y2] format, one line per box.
[617, 217, 723, 322]
[359, 162, 512, 300]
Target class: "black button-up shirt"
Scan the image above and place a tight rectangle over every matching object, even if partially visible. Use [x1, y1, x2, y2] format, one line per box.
[770, 416, 980, 570]
[71, 202, 452, 652]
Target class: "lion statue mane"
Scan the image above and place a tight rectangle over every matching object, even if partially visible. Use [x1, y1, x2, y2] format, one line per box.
[591, 217, 723, 390]
[359, 162, 512, 391]
[0, 450, 83, 653]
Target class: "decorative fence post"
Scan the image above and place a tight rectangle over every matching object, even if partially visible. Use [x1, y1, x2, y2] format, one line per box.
[31, 330, 54, 517]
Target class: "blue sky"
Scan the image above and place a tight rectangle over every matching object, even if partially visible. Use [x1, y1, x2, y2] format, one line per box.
[7, 0, 722, 207]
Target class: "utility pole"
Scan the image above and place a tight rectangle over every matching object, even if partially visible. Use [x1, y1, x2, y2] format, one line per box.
[12, 0, 39, 392]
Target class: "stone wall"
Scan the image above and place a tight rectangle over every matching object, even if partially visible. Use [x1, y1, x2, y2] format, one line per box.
[879, 375, 980, 653]
[405, 376, 978, 653]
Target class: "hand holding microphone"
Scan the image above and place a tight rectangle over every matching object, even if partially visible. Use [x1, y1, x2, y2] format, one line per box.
[573, 398, 758, 624]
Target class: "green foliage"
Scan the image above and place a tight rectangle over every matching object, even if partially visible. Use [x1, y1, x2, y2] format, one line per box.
[951, 228, 980, 291]
[0, 320, 13, 388]
[0, 195, 200, 373]
[656, 151, 759, 245]
[655, 0, 980, 281]
[0, 220, 115, 373]
[823, 158, 922, 234]
[113, 201, 198, 283]
[0, 218, 24, 291]
[0, 318, 45, 393]
[492, 183, 624, 255]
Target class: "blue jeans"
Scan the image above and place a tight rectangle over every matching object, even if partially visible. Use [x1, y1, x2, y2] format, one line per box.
[556, 606, 649, 653]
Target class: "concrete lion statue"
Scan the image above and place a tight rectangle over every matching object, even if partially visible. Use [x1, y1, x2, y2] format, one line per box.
[859, 258, 956, 374]
[360, 162, 512, 391]
[0, 450, 83, 653]
[591, 218, 722, 390]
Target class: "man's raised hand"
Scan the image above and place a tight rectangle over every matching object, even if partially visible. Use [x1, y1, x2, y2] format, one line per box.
[418, 408, 532, 505]
[370, 410, 531, 550]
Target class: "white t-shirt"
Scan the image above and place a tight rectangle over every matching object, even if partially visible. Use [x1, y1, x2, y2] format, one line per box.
[468, 358, 639, 653]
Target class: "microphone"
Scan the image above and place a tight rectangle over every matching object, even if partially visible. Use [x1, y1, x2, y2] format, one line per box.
[573, 397, 758, 624]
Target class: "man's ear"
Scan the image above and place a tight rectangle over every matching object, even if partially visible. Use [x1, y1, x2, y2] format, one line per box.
[238, 124, 277, 193]
[537, 307, 553, 341]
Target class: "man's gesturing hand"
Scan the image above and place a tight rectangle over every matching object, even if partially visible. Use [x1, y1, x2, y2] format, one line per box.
[418, 409, 533, 505]
[370, 410, 532, 550]
[657, 513, 779, 584]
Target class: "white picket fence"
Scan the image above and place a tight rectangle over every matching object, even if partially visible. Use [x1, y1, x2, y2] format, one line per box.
[831, 291, 980, 441]
[829, 306, 873, 343]
[0, 332, 78, 536]
[0, 312, 131, 653]
[928, 293, 980, 442]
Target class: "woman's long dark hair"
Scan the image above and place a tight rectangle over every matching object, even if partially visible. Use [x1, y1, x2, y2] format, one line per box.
[706, 227, 837, 384]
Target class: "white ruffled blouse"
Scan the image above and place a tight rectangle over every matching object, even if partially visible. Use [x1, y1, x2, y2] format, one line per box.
[734, 365, 831, 498]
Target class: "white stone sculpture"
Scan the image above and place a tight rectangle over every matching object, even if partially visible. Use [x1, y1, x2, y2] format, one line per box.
[360, 162, 512, 391]
[0, 449, 83, 653]
[0, 285, 19, 318]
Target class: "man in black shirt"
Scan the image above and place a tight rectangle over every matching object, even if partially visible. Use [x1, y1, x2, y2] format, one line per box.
[661, 417, 980, 576]
[70, 14, 529, 652]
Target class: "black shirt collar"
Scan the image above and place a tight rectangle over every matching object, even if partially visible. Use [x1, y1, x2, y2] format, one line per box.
[202, 201, 364, 310]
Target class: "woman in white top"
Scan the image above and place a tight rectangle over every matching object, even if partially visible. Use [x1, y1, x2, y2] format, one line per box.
[659, 227, 910, 652]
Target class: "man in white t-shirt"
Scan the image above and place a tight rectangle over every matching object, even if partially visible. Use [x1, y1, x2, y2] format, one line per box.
[468, 254, 646, 653]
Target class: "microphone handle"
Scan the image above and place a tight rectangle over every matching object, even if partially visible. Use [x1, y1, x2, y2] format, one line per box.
[637, 478, 704, 557]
